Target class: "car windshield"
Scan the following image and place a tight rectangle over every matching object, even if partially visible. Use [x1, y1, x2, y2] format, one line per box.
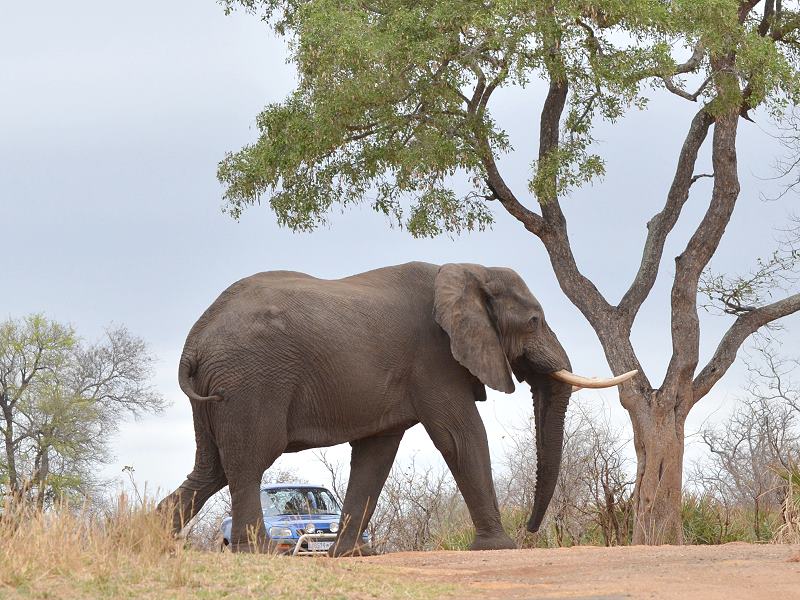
[260, 487, 341, 516]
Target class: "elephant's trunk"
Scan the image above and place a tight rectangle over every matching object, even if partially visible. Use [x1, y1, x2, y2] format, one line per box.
[526, 373, 571, 533]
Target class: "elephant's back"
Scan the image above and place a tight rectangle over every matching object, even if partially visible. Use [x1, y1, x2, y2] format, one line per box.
[184, 270, 314, 338]
[190, 262, 440, 345]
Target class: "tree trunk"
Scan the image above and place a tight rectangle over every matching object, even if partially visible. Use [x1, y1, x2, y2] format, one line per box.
[753, 495, 761, 541]
[629, 393, 686, 545]
[35, 446, 49, 510]
[2, 402, 19, 495]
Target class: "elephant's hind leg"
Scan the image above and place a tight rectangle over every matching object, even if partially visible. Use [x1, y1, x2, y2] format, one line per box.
[157, 416, 227, 534]
[226, 477, 272, 553]
[421, 399, 516, 551]
[219, 405, 287, 553]
[330, 433, 403, 557]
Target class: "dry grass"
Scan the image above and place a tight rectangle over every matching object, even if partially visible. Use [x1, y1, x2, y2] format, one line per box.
[0, 495, 452, 599]
[775, 468, 800, 545]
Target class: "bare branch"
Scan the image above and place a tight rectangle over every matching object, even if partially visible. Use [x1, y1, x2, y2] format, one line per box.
[665, 106, 740, 394]
[619, 109, 714, 321]
[699, 247, 800, 316]
[674, 43, 706, 74]
[662, 76, 704, 102]
[661, 50, 711, 103]
[693, 292, 800, 402]
[691, 172, 715, 185]
[313, 449, 347, 504]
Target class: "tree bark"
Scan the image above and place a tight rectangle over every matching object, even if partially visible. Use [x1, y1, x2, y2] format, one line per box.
[628, 391, 686, 544]
[2, 401, 19, 495]
[35, 445, 49, 510]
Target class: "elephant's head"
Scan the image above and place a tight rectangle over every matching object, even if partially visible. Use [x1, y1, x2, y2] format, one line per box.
[433, 263, 635, 534]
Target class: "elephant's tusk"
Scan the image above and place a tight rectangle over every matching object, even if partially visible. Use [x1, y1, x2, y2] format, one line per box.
[550, 369, 638, 389]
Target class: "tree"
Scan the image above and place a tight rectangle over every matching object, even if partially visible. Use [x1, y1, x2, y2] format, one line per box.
[500, 401, 634, 546]
[692, 394, 797, 540]
[370, 457, 463, 552]
[218, 0, 800, 543]
[0, 315, 165, 506]
[689, 340, 800, 540]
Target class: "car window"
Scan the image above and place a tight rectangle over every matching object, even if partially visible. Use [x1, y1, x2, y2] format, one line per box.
[260, 488, 341, 516]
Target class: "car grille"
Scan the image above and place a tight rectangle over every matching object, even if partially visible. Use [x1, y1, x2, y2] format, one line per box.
[295, 527, 334, 536]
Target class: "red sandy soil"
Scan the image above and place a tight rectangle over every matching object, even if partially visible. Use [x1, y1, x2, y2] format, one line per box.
[363, 543, 800, 599]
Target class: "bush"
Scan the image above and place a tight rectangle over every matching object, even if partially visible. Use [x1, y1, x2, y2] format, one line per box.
[0, 493, 183, 592]
[775, 466, 800, 543]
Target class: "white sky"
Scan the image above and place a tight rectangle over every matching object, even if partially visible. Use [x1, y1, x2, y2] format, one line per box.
[3, 1, 800, 498]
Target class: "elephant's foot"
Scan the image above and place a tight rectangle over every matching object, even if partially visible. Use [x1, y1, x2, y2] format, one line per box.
[329, 541, 380, 557]
[469, 531, 516, 551]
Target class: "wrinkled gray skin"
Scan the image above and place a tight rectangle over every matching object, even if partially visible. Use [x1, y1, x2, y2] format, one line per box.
[157, 262, 572, 554]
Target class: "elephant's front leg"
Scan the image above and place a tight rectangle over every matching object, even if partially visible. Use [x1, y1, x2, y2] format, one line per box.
[330, 433, 403, 557]
[421, 400, 516, 551]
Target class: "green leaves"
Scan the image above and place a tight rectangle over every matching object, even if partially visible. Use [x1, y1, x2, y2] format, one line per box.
[218, 0, 800, 235]
[219, 1, 499, 235]
[531, 142, 605, 202]
[406, 188, 494, 237]
[0, 316, 164, 505]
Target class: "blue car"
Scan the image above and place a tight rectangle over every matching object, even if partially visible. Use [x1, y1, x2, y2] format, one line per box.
[220, 483, 365, 554]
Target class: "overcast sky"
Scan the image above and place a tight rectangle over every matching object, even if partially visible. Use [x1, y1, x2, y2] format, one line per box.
[4, 1, 800, 497]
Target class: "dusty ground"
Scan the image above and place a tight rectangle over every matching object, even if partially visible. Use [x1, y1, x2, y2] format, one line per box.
[364, 543, 800, 599]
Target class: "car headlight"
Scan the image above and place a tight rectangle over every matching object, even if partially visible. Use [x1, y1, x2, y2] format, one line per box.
[305, 523, 316, 534]
[329, 522, 339, 533]
[269, 527, 293, 538]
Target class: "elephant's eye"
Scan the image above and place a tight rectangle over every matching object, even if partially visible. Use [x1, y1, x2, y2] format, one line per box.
[528, 315, 539, 329]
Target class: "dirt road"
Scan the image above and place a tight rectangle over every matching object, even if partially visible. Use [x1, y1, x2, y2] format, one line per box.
[365, 543, 800, 599]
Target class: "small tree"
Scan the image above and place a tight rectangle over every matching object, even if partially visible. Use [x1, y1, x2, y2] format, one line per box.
[370, 457, 463, 552]
[690, 340, 800, 540]
[693, 396, 796, 539]
[0, 315, 165, 506]
[312, 449, 467, 552]
[219, 0, 800, 543]
[501, 401, 633, 546]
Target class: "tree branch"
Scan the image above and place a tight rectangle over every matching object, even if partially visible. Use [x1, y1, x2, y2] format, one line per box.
[739, 0, 763, 24]
[674, 43, 706, 74]
[618, 109, 714, 321]
[467, 80, 545, 237]
[482, 153, 546, 236]
[475, 34, 651, 391]
[532, 70, 650, 391]
[662, 75, 712, 102]
[758, 0, 775, 36]
[692, 292, 800, 403]
[665, 104, 740, 395]
[529, 73, 617, 329]
[691, 172, 715, 184]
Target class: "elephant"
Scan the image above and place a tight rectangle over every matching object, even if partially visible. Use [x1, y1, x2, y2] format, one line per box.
[157, 262, 634, 554]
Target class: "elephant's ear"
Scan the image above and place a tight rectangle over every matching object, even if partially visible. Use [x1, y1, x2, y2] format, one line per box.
[433, 264, 515, 394]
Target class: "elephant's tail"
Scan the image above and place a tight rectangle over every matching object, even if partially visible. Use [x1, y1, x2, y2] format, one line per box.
[178, 351, 225, 402]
